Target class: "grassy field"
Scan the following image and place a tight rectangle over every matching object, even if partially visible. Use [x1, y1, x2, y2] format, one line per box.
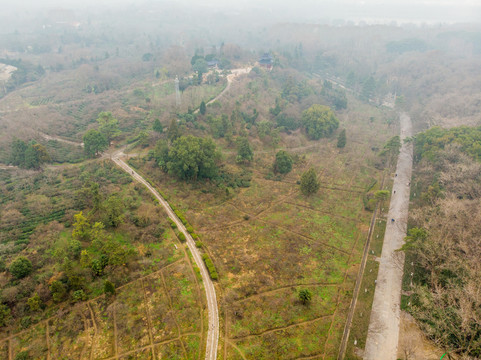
[129, 91, 395, 359]
[0, 259, 204, 360]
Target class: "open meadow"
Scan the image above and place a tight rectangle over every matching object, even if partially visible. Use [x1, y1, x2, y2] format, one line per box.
[128, 72, 396, 359]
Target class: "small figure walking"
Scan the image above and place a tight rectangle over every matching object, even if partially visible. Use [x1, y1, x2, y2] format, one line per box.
[391, 218, 395, 222]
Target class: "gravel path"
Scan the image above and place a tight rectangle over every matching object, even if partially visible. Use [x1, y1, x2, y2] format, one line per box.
[111, 151, 219, 360]
[363, 112, 413, 360]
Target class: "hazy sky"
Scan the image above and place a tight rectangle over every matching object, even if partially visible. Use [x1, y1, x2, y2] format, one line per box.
[4, 0, 481, 24]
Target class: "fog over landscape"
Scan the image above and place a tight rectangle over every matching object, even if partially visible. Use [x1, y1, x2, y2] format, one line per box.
[0, 1, 480, 360]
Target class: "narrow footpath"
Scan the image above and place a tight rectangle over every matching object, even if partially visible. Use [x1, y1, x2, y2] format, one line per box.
[363, 113, 413, 360]
[111, 151, 219, 360]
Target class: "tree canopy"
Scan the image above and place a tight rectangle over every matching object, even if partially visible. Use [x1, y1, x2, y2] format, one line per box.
[166, 135, 219, 180]
[83, 129, 108, 158]
[274, 150, 293, 174]
[9, 139, 50, 169]
[414, 125, 481, 163]
[337, 129, 346, 148]
[153, 118, 163, 133]
[379, 135, 401, 167]
[236, 137, 253, 163]
[167, 118, 181, 142]
[301, 104, 339, 140]
[9, 257, 32, 279]
[199, 101, 206, 115]
[300, 168, 320, 196]
[97, 112, 120, 144]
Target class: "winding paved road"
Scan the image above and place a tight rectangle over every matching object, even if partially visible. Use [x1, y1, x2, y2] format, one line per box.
[363, 112, 413, 360]
[111, 151, 219, 360]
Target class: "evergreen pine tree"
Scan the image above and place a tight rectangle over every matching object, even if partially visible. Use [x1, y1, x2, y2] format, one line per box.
[300, 168, 320, 196]
[337, 129, 346, 148]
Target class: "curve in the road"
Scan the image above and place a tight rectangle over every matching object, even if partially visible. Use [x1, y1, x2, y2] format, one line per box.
[194, 67, 251, 113]
[112, 155, 219, 360]
[363, 112, 413, 360]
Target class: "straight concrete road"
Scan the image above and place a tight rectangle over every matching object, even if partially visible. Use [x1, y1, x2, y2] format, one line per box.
[112, 154, 219, 360]
[364, 113, 413, 360]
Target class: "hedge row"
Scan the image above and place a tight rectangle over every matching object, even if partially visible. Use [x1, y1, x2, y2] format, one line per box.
[202, 254, 218, 280]
[174, 209, 188, 226]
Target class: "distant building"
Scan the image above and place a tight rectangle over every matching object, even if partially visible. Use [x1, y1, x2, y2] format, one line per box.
[258, 53, 273, 69]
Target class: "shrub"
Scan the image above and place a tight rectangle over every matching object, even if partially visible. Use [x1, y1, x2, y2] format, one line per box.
[298, 288, 312, 305]
[177, 232, 186, 242]
[273, 150, 293, 174]
[168, 218, 177, 229]
[186, 225, 194, 234]
[27, 293, 42, 312]
[0, 304, 11, 327]
[104, 280, 116, 296]
[73, 290, 87, 302]
[14, 351, 30, 360]
[195, 241, 203, 248]
[49, 280, 67, 303]
[300, 168, 320, 196]
[202, 254, 218, 280]
[9, 257, 33, 279]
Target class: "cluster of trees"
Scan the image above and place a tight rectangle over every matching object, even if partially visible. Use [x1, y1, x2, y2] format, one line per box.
[385, 38, 428, 54]
[0, 207, 135, 328]
[0, 159, 166, 330]
[301, 104, 339, 140]
[269, 98, 300, 133]
[153, 135, 220, 180]
[9, 139, 50, 169]
[281, 76, 313, 103]
[190, 51, 230, 84]
[206, 107, 258, 140]
[413, 125, 481, 163]
[401, 128, 481, 358]
[83, 112, 120, 157]
[320, 80, 347, 110]
[0, 58, 45, 96]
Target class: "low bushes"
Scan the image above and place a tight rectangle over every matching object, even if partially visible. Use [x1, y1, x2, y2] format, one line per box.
[168, 218, 177, 229]
[177, 232, 186, 242]
[202, 254, 218, 280]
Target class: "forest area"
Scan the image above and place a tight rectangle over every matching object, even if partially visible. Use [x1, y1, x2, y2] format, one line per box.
[0, 1, 481, 359]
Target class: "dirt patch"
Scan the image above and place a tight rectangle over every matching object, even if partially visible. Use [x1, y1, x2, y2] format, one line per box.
[397, 311, 444, 360]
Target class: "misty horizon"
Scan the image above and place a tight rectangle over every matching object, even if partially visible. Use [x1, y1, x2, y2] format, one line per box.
[1, 0, 480, 33]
